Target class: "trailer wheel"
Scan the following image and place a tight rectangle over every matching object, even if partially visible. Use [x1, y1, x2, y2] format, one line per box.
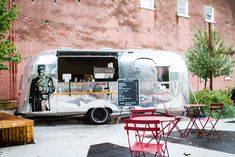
[87, 108, 110, 124]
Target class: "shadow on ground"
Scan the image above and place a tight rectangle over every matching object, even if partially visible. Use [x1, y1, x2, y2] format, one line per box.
[87, 142, 154, 157]
[169, 129, 235, 154]
[28, 114, 120, 126]
[87, 129, 235, 157]
[226, 120, 235, 123]
[29, 116, 87, 126]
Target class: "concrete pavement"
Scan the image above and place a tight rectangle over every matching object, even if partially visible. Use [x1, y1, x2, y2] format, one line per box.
[0, 116, 235, 157]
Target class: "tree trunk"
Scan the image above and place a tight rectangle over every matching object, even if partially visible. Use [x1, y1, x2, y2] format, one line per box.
[209, 71, 213, 90]
[204, 79, 207, 89]
[208, 23, 213, 90]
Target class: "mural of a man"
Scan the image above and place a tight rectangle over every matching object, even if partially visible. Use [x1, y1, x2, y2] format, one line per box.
[29, 65, 55, 112]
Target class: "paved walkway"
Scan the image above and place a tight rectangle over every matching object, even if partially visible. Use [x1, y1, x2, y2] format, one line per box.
[0, 117, 235, 157]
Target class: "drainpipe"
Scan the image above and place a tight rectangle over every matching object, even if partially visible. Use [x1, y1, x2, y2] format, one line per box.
[208, 23, 213, 90]
[8, 0, 17, 99]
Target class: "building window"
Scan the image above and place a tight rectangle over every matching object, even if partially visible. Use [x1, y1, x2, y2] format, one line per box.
[204, 6, 215, 22]
[224, 75, 232, 80]
[177, 0, 189, 17]
[140, 0, 155, 10]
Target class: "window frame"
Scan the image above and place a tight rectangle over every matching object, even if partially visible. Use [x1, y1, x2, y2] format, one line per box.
[177, 0, 189, 18]
[204, 5, 215, 23]
[139, 0, 156, 10]
[224, 75, 232, 80]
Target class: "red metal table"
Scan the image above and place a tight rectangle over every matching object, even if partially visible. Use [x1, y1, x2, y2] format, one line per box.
[131, 116, 179, 157]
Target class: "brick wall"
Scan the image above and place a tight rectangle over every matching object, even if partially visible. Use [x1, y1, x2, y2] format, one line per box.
[0, 0, 235, 100]
[0, 71, 10, 100]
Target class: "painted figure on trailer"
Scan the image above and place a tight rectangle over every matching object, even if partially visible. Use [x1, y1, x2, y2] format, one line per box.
[29, 65, 55, 112]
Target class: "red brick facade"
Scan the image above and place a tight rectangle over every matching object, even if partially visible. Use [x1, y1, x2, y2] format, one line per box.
[0, 0, 235, 100]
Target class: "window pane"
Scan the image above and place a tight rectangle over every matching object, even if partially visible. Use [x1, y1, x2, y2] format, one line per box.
[157, 67, 169, 82]
[177, 0, 188, 16]
[140, 0, 154, 9]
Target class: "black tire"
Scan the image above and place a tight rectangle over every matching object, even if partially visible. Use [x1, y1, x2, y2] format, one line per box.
[87, 108, 110, 124]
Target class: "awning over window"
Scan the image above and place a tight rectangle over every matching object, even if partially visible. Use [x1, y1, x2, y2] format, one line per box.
[56, 50, 119, 58]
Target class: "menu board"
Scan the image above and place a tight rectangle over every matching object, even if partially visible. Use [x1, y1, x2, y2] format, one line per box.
[118, 79, 139, 106]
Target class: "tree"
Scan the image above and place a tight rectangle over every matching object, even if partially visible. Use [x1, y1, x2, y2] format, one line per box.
[186, 28, 234, 90]
[0, 0, 21, 71]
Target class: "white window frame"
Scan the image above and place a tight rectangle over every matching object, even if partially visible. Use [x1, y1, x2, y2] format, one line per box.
[204, 6, 215, 23]
[139, 0, 155, 10]
[200, 78, 210, 82]
[177, 0, 189, 18]
[224, 75, 232, 80]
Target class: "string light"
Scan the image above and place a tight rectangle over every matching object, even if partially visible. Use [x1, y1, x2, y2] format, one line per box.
[20, 13, 233, 34]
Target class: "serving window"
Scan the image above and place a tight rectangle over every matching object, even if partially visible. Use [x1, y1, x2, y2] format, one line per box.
[57, 56, 118, 82]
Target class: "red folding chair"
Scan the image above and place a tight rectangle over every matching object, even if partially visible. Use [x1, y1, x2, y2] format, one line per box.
[124, 119, 163, 157]
[198, 103, 224, 141]
[164, 110, 185, 138]
[183, 104, 206, 137]
[130, 109, 157, 141]
[130, 109, 156, 118]
[171, 115, 184, 138]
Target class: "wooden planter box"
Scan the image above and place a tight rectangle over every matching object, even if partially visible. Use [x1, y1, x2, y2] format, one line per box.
[0, 112, 34, 147]
[0, 99, 18, 110]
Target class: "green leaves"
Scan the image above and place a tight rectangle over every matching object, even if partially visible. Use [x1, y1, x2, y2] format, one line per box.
[0, 40, 21, 66]
[0, 0, 21, 71]
[189, 89, 235, 118]
[0, 0, 19, 35]
[186, 28, 234, 89]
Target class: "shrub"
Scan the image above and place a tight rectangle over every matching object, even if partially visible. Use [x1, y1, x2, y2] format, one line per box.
[189, 89, 235, 118]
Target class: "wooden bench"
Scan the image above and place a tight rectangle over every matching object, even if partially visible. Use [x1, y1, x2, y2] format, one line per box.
[0, 112, 34, 147]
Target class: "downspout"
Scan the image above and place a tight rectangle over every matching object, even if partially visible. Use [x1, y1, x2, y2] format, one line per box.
[8, 0, 17, 99]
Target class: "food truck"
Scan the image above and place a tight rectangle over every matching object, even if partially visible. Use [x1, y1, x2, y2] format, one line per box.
[17, 48, 189, 124]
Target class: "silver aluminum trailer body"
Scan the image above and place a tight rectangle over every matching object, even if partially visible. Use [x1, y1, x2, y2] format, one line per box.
[18, 49, 189, 124]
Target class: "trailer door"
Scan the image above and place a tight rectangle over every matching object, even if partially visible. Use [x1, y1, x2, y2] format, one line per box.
[133, 58, 156, 108]
[155, 66, 170, 114]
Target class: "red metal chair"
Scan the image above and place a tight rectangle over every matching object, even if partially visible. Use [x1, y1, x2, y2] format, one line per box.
[130, 109, 156, 118]
[183, 104, 206, 137]
[198, 103, 224, 141]
[130, 109, 157, 140]
[171, 115, 184, 138]
[164, 109, 185, 138]
[124, 119, 163, 157]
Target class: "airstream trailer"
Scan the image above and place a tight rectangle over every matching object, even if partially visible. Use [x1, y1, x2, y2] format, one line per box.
[17, 49, 189, 124]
